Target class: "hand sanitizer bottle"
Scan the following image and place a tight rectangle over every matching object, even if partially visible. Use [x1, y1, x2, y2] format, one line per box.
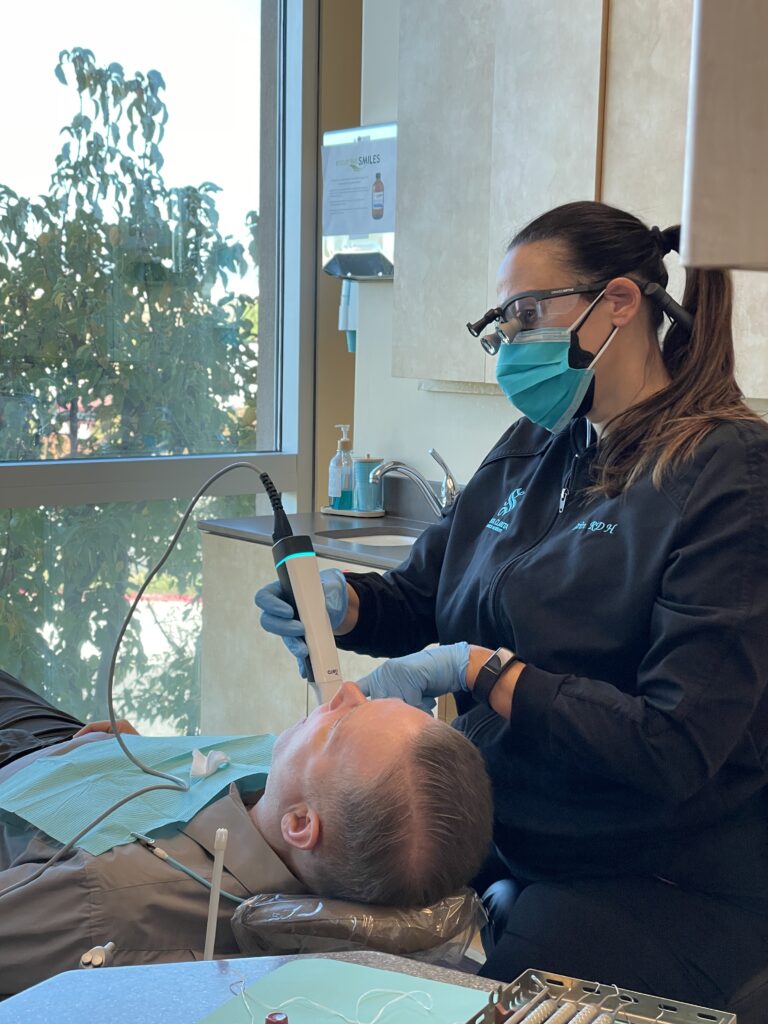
[329, 425, 354, 510]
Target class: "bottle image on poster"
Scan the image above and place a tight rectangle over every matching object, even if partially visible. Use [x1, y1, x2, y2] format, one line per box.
[371, 172, 384, 219]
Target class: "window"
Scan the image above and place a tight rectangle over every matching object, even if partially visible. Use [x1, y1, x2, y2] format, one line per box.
[0, 1, 317, 730]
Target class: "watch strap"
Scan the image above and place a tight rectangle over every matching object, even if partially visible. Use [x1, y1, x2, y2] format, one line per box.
[473, 647, 518, 704]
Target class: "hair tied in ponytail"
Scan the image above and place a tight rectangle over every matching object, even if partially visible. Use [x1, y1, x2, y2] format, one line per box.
[650, 225, 673, 257]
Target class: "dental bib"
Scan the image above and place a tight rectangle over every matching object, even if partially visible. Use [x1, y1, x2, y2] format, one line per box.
[0, 733, 274, 855]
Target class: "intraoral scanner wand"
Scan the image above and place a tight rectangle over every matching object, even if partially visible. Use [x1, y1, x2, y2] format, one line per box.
[269, 495, 342, 705]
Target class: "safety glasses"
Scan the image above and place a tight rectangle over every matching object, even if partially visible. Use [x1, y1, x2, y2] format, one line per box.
[467, 282, 612, 356]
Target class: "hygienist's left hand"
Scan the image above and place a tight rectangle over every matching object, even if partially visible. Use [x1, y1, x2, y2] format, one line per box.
[356, 642, 470, 713]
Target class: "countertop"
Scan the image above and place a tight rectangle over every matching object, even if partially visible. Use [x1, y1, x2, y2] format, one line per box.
[0, 951, 497, 1024]
[198, 512, 435, 570]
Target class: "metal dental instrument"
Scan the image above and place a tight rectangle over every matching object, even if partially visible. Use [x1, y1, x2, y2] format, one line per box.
[519, 1000, 560, 1024]
[464, 971, 735, 1024]
[464, 977, 549, 1024]
[567, 1009, 602, 1024]
[542, 1003, 580, 1023]
[503, 990, 550, 1024]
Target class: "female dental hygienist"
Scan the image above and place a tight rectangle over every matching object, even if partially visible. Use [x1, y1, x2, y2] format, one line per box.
[256, 201, 768, 1013]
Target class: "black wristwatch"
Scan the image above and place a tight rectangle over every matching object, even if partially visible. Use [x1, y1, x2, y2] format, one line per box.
[472, 647, 518, 704]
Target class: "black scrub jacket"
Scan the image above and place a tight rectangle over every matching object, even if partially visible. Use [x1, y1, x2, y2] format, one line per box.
[338, 415, 768, 879]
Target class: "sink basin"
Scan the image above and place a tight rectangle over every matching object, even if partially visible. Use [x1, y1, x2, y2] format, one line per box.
[315, 527, 421, 547]
[333, 533, 418, 547]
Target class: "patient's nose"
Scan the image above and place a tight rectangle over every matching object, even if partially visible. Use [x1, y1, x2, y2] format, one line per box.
[327, 682, 366, 711]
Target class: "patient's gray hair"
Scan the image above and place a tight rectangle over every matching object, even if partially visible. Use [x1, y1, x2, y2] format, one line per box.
[306, 720, 493, 906]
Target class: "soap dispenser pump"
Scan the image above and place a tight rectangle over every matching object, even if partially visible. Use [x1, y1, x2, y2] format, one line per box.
[328, 424, 354, 510]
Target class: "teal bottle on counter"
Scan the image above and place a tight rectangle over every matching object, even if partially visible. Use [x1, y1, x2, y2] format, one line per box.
[328, 424, 354, 510]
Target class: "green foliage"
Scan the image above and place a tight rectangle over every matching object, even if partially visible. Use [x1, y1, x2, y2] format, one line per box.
[0, 49, 263, 729]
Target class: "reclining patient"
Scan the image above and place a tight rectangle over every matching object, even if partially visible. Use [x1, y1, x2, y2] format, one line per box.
[0, 668, 492, 995]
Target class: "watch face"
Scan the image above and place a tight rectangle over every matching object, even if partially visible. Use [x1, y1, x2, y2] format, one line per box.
[490, 648, 513, 672]
[488, 654, 503, 673]
[473, 648, 517, 703]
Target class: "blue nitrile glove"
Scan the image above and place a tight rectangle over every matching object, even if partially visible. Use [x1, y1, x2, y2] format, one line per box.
[254, 568, 349, 676]
[356, 642, 470, 714]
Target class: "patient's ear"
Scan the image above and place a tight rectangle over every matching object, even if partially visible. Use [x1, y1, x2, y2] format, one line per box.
[280, 803, 321, 851]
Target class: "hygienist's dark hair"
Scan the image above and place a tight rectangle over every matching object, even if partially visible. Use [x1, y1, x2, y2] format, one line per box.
[511, 200, 764, 495]
[306, 719, 493, 907]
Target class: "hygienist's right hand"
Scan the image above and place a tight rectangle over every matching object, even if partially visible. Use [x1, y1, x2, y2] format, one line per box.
[357, 642, 471, 713]
[254, 568, 351, 673]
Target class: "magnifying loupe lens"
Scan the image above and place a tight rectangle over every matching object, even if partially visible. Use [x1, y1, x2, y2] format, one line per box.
[481, 333, 501, 356]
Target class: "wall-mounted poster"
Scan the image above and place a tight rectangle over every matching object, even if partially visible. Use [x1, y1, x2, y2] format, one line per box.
[321, 123, 396, 279]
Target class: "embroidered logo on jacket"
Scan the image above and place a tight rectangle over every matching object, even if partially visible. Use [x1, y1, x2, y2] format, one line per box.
[486, 487, 526, 534]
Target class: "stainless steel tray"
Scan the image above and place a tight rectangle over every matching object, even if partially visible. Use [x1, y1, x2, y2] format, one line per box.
[464, 968, 736, 1023]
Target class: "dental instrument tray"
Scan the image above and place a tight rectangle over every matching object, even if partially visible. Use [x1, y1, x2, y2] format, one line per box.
[463, 968, 737, 1023]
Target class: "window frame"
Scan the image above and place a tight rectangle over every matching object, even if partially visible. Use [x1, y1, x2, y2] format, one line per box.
[0, 0, 318, 513]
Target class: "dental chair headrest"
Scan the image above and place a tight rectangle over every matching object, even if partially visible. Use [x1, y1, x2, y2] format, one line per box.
[231, 889, 485, 967]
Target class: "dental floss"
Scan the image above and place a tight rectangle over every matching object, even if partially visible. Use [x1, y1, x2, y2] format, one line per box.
[203, 827, 229, 960]
[230, 978, 435, 1024]
[353, 988, 433, 1024]
[232, 981, 255, 1024]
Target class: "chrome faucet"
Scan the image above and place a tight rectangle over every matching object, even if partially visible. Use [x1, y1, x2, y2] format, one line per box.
[370, 448, 459, 518]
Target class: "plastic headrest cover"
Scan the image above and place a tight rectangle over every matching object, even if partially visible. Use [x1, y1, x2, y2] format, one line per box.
[231, 888, 486, 965]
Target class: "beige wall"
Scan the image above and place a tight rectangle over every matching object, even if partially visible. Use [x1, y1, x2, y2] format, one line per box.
[355, 0, 512, 485]
[313, 0, 362, 508]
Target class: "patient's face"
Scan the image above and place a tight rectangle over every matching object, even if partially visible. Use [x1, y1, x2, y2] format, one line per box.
[267, 683, 432, 801]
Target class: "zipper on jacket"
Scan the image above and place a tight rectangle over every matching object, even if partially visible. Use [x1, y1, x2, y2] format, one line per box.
[487, 496, 563, 615]
[559, 453, 580, 513]
[486, 422, 587, 613]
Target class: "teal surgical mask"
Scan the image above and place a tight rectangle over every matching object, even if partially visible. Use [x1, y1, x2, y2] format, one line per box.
[494, 293, 619, 433]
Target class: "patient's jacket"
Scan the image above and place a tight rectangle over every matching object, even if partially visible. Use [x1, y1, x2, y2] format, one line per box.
[0, 739, 306, 995]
